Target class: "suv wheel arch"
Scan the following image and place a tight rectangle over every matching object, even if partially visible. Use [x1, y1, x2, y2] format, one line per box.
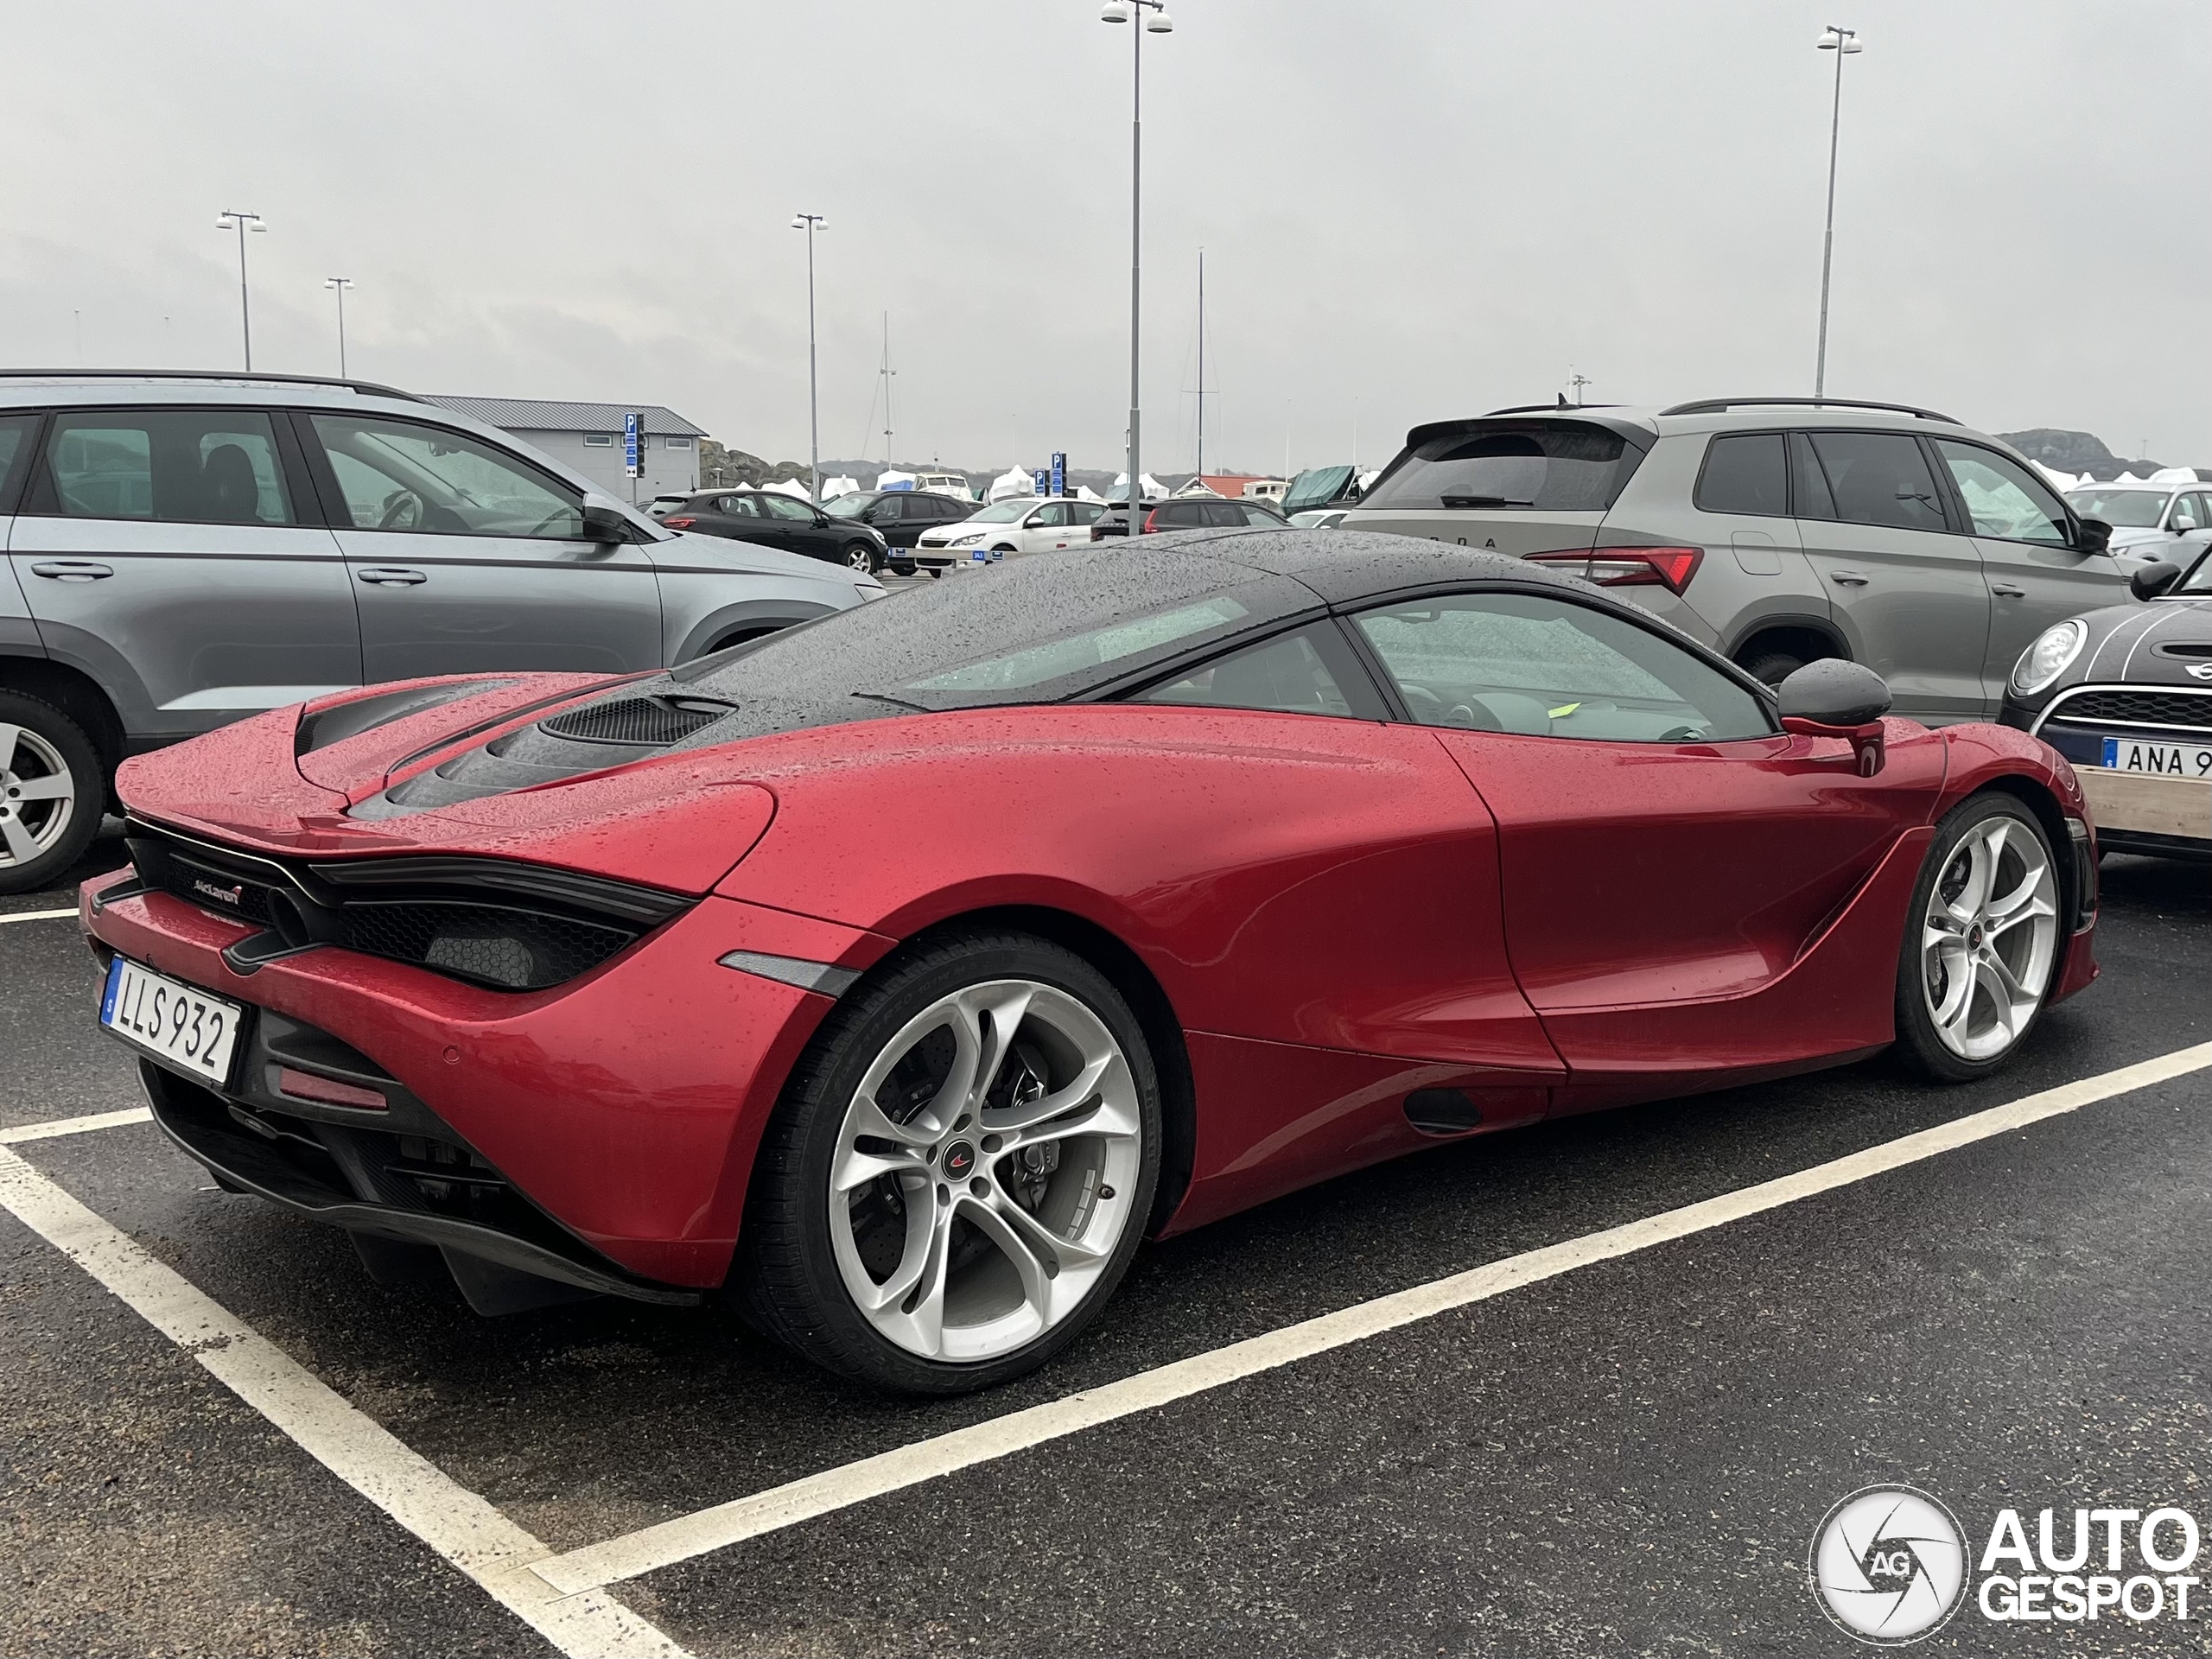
[0, 654, 124, 780]
[1728, 620, 1848, 686]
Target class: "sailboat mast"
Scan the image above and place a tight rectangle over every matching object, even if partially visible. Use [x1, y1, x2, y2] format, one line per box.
[880, 314, 895, 467]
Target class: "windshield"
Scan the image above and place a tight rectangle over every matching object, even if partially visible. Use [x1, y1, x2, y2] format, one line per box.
[822, 493, 874, 518]
[2065, 488, 2170, 529]
[1359, 421, 1641, 513]
[2181, 548, 2212, 594]
[668, 545, 1297, 711]
[963, 501, 1031, 524]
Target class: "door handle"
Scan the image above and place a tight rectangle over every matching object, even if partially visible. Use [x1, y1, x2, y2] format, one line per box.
[1990, 583, 2026, 598]
[1827, 570, 1869, 586]
[29, 561, 113, 582]
[355, 567, 427, 587]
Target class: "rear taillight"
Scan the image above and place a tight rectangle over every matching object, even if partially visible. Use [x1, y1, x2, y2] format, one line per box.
[1141, 509, 1160, 532]
[1527, 547, 1704, 594]
[664, 516, 696, 529]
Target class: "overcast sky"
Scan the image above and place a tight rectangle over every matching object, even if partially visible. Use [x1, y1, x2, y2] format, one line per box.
[3, 2, 2202, 476]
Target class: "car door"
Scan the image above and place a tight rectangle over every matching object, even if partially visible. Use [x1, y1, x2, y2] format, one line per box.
[10, 406, 359, 735]
[867, 493, 911, 549]
[302, 410, 660, 681]
[754, 490, 837, 560]
[0, 416, 48, 662]
[2167, 491, 2212, 568]
[1346, 587, 1946, 1083]
[1792, 429, 1989, 723]
[1020, 500, 1074, 554]
[1929, 438, 2133, 706]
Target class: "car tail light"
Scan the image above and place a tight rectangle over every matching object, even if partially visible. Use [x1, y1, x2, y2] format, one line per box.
[1141, 509, 1161, 533]
[1526, 547, 1703, 594]
[663, 516, 696, 529]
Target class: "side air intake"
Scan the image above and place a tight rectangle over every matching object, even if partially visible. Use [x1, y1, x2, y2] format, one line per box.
[538, 696, 734, 746]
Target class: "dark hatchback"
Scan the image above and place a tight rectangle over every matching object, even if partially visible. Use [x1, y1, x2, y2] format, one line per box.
[1092, 497, 1290, 539]
[823, 489, 976, 575]
[2001, 551, 2212, 860]
[660, 489, 887, 572]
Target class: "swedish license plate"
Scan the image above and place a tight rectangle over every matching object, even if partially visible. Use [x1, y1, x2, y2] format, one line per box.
[2101, 736, 2212, 779]
[99, 957, 244, 1087]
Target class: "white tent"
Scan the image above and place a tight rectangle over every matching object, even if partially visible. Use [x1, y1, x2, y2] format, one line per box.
[760, 477, 812, 500]
[2149, 467, 2198, 485]
[2031, 461, 2089, 492]
[821, 475, 861, 500]
[1111, 472, 1169, 500]
[987, 465, 1038, 503]
[1073, 484, 1106, 503]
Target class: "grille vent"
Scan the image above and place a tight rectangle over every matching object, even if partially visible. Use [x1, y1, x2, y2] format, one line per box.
[538, 696, 732, 746]
[2049, 689, 2212, 728]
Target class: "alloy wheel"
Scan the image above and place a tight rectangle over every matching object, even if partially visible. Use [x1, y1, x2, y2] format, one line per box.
[1920, 816, 2058, 1061]
[827, 979, 1143, 1362]
[0, 723, 79, 870]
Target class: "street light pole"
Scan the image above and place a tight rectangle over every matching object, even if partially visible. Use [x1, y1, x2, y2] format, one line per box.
[791, 213, 826, 502]
[214, 211, 266, 371]
[1102, 0, 1174, 506]
[324, 277, 355, 378]
[1813, 25, 1861, 399]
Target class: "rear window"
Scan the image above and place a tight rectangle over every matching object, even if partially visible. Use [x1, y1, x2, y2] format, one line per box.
[1360, 421, 1642, 513]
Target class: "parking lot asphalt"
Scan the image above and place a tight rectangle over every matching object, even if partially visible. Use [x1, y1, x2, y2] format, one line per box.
[3, 826, 2209, 1656]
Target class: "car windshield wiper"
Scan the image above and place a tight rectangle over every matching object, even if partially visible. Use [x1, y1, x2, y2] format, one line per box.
[851, 690, 931, 712]
[1437, 493, 1532, 509]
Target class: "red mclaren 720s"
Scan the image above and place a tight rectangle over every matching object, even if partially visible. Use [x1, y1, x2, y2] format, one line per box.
[82, 531, 2099, 1392]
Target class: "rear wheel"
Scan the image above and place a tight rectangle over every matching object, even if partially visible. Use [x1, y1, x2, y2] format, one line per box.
[0, 692, 103, 894]
[1894, 793, 2061, 1081]
[842, 542, 879, 573]
[1739, 650, 1808, 689]
[741, 931, 1160, 1393]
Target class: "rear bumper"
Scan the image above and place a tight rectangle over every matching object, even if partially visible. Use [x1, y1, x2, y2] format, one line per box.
[83, 868, 891, 1287]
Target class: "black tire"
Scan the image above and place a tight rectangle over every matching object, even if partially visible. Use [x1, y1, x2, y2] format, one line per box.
[926, 568, 943, 579]
[892, 563, 918, 578]
[739, 929, 1162, 1394]
[1893, 792, 2061, 1083]
[0, 690, 105, 895]
[842, 542, 879, 573]
[1740, 650, 1808, 689]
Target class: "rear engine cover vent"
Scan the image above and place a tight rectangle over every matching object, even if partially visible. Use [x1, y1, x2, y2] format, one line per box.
[539, 696, 734, 746]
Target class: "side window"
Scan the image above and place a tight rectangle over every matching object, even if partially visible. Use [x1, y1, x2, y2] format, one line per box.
[40, 409, 296, 524]
[870, 495, 903, 523]
[1804, 431, 1948, 532]
[309, 415, 581, 537]
[1204, 501, 1247, 527]
[755, 493, 816, 521]
[1132, 623, 1386, 719]
[1071, 502, 1104, 524]
[1932, 442, 2069, 546]
[1694, 432, 1789, 517]
[1351, 590, 1773, 743]
[1240, 504, 1282, 525]
[1032, 502, 1070, 527]
[0, 415, 41, 508]
[1789, 431, 1837, 520]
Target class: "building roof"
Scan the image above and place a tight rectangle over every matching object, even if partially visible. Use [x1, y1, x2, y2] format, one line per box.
[423, 395, 708, 437]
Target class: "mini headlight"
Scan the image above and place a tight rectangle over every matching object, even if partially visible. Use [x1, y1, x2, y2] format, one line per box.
[950, 532, 985, 547]
[2012, 619, 2088, 696]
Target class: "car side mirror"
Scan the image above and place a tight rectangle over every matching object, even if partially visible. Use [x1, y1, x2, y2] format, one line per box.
[581, 503, 631, 543]
[2075, 516, 2112, 555]
[2131, 560, 2183, 601]
[1777, 659, 1891, 776]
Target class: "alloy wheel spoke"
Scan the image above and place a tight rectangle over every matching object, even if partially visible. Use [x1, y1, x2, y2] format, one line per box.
[1946, 832, 1996, 925]
[1930, 942, 1975, 1033]
[988, 1182, 1110, 1267]
[0, 724, 21, 776]
[832, 1096, 929, 1192]
[986, 1049, 1116, 1136]
[1983, 948, 2029, 1007]
[0, 813, 41, 865]
[10, 774, 71, 802]
[1973, 958, 2016, 1039]
[958, 1193, 1056, 1321]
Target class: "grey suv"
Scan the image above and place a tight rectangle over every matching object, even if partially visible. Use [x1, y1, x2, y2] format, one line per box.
[1345, 397, 2141, 721]
[0, 372, 880, 892]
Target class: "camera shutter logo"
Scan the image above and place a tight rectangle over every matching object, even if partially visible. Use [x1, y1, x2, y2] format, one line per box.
[1809, 1485, 1968, 1644]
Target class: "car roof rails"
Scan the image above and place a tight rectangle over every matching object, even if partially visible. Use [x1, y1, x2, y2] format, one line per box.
[0, 368, 423, 402]
[1482, 400, 1622, 416]
[1656, 396, 1961, 423]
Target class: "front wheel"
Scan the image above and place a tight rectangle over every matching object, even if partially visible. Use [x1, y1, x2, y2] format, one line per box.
[1893, 793, 2062, 1081]
[0, 691, 104, 894]
[842, 543, 879, 573]
[740, 931, 1161, 1393]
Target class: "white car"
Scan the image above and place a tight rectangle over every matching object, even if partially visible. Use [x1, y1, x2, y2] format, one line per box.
[912, 497, 1107, 571]
[2063, 481, 2212, 563]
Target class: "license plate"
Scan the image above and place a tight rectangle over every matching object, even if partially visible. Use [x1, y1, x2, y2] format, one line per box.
[99, 957, 245, 1087]
[2101, 736, 2212, 779]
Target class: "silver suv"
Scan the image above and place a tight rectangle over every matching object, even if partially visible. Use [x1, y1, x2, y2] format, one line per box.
[1346, 397, 2142, 721]
[0, 372, 880, 892]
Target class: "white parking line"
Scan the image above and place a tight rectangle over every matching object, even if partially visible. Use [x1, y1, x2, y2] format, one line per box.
[528, 1039, 2212, 1596]
[0, 1107, 151, 1144]
[0, 1143, 691, 1659]
[0, 906, 78, 924]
